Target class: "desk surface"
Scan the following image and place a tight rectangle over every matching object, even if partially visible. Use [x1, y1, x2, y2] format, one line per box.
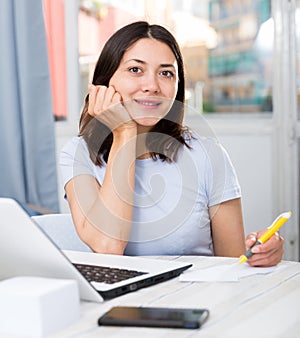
[52, 256, 300, 338]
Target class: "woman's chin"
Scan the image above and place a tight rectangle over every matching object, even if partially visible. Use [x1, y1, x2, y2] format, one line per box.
[134, 117, 161, 127]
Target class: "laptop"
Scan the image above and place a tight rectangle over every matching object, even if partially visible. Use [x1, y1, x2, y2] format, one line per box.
[0, 198, 192, 303]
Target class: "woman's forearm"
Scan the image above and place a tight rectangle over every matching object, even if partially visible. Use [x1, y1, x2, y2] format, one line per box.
[210, 198, 246, 257]
[66, 129, 137, 254]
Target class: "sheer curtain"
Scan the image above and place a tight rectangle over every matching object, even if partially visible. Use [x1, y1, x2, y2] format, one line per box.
[43, 0, 67, 120]
[0, 0, 59, 212]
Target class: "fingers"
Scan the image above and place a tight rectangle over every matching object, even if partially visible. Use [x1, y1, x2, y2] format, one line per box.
[251, 232, 283, 254]
[247, 243, 283, 267]
[88, 84, 97, 116]
[93, 86, 106, 114]
[245, 232, 258, 249]
[111, 91, 122, 106]
[101, 86, 117, 111]
[245, 231, 284, 267]
[86, 84, 136, 133]
[88, 84, 121, 117]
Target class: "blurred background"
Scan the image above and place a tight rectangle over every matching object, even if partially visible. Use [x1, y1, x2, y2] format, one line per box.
[0, 0, 299, 261]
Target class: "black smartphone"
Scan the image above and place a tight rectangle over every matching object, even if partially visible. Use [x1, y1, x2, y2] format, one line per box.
[98, 306, 209, 329]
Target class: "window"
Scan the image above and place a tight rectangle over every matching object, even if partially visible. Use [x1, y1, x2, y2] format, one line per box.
[78, 0, 273, 114]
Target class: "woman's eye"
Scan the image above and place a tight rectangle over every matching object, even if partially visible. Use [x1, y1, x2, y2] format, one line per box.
[129, 67, 142, 73]
[161, 70, 174, 78]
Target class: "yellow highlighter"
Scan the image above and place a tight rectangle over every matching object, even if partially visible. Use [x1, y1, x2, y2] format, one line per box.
[238, 211, 292, 264]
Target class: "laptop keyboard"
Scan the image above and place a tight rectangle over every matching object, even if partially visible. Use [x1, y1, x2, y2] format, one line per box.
[73, 263, 147, 284]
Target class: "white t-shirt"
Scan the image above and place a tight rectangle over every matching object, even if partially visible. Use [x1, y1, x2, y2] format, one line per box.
[60, 133, 241, 256]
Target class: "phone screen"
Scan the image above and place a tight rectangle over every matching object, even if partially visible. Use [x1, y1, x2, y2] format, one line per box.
[98, 306, 209, 329]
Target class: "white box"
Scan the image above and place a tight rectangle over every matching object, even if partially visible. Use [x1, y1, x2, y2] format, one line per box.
[0, 276, 80, 337]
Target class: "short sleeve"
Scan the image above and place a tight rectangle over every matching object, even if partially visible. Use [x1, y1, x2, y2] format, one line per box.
[59, 136, 95, 188]
[205, 140, 241, 207]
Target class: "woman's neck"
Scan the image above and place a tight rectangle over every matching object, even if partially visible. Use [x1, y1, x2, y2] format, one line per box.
[136, 127, 151, 159]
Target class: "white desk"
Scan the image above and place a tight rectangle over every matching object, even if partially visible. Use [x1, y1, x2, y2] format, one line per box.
[52, 256, 300, 338]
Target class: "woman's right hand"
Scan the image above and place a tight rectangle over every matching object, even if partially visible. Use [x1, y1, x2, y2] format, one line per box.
[87, 84, 136, 134]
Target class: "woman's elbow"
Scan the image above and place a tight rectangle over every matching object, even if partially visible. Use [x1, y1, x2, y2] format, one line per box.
[76, 220, 127, 255]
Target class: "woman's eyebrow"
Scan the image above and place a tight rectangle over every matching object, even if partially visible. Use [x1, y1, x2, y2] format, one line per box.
[124, 59, 176, 69]
[160, 63, 176, 69]
[124, 58, 145, 65]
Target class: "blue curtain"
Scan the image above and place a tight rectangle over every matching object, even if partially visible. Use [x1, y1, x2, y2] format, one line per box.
[0, 0, 59, 212]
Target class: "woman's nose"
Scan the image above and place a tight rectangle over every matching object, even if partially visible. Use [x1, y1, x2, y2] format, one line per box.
[141, 74, 160, 94]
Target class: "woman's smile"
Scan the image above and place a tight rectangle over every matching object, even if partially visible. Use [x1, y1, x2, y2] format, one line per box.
[134, 98, 162, 108]
[123, 96, 174, 127]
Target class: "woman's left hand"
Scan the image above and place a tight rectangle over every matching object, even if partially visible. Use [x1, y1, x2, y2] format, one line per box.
[245, 230, 284, 267]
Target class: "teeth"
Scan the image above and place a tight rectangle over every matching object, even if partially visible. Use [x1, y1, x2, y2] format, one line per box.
[140, 101, 158, 106]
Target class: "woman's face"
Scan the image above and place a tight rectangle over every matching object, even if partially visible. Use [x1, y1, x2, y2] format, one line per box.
[109, 38, 179, 127]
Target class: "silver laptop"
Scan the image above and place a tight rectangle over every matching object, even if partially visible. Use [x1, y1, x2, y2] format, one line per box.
[0, 198, 192, 303]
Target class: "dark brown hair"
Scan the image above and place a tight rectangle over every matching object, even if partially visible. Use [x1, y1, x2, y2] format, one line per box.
[79, 21, 190, 166]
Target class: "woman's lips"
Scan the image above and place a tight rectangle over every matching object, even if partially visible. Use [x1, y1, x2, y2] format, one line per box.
[134, 99, 162, 108]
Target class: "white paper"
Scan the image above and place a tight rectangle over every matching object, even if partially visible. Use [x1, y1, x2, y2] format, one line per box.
[179, 263, 277, 282]
[234, 264, 276, 278]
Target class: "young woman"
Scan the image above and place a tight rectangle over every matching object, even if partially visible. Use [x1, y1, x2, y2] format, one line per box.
[60, 21, 283, 267]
